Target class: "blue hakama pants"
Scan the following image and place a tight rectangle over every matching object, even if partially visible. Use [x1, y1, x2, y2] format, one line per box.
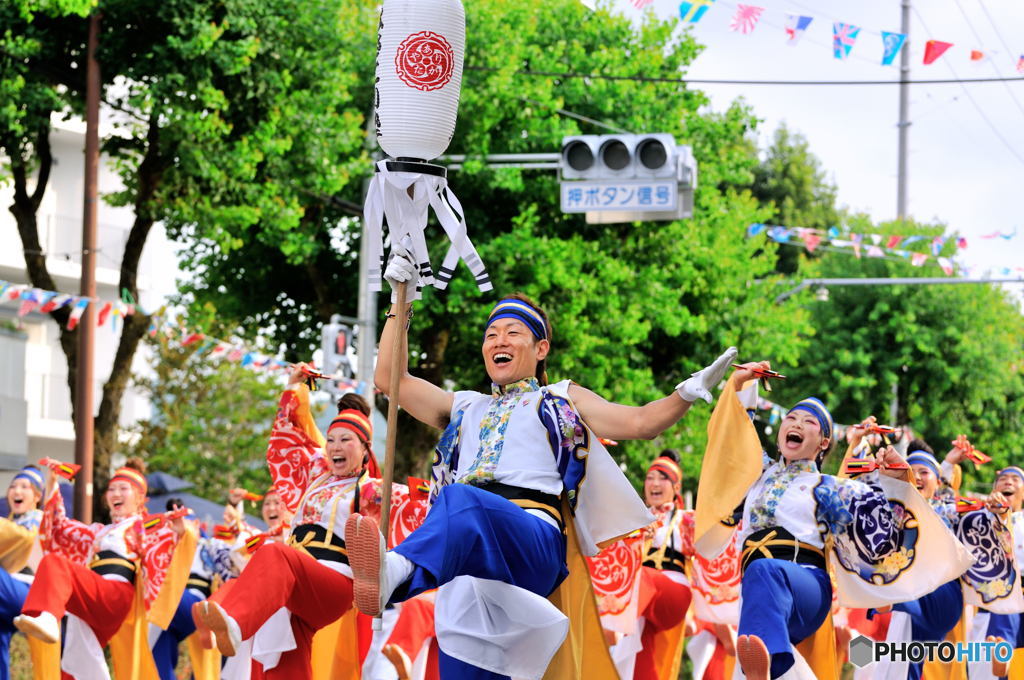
[392, 484, 568, 680]
[738, 559, 832, 679]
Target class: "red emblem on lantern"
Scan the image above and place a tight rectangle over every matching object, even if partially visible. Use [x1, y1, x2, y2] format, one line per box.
[395, 31, 455, 92]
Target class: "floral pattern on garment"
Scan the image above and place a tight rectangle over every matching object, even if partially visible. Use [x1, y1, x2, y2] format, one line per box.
[813, 473, 900, 561]
[459, 378, 541, 485]
[748, 459, 818, 531]
[13, 509, 42, 532]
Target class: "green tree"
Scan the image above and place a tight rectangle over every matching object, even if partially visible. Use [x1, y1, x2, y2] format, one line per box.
[124, 330, 285, 502]
[1, 0, 364, 512]
[750, 124, 839, 274]
[167, 0, 813, 490]
[766, 216, 1024, 490]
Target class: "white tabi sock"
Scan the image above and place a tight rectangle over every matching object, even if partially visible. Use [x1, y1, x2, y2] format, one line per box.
[383, 552, 415, 602]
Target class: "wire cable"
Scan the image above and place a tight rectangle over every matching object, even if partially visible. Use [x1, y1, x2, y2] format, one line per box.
[948, 0, 1024, 122]
[911, 6, 1024, 166]
[465, 65, 1024, 86]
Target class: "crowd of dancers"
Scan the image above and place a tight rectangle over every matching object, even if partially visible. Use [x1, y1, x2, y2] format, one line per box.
[2, 277, 1022, 679]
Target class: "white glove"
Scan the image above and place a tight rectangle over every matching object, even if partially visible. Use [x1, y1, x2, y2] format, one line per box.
[675, 346, 739, 404]
[384, 250, 421, 303]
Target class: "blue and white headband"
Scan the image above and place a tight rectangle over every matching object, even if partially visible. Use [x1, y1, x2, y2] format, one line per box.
[485, 298, 547, 340]
[12, 466, 43, 495]
[906, 451, 942, 479]
[787, 397, 833, 440]
[997, 467, 1024, 484]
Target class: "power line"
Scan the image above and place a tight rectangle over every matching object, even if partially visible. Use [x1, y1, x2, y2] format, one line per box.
[465, 65, 1024, 86]
[948, 0, 1024, 122]
[910, 6, 1024, 166]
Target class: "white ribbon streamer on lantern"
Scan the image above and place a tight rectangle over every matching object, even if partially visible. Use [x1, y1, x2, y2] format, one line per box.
[364, 160, 491, 294]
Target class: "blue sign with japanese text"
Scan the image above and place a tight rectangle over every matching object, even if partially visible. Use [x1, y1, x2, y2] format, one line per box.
[560, 180, 678, 213]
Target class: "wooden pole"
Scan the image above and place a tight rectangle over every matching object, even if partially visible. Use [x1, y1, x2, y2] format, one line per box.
[75, 11, 102, 522]
[379, 280, 408, 544]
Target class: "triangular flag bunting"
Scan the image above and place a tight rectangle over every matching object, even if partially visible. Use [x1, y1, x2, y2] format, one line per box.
[17, 289, 41, 317]
[833, 23, 861, 60]
[937, 257, 954, 275]
[785, 15, 813, 45]
[867, 245, 885, 258]
[923, 40, 953, 65]
[800, 230, 822, 253]
[911, 253, 928, 267]
[96, 301, 113, 327]
[970, 50, 985, 62]
[881, 31, 907, 66]
[886, 235, 903, 249]
[67, 298, 90, 330]
[1017, 55, 1024, 74]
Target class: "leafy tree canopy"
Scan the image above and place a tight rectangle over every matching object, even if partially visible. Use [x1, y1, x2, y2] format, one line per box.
[166, 0, 813, 487]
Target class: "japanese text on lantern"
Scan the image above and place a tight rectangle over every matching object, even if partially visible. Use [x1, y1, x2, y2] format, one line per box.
[395, 31, 455, 92]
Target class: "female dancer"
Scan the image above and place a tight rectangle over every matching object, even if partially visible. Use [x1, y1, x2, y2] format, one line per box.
[632, 450, 693, 680]
[14, 459, 188, 679]
[696, 363, 969, 680]
[195, 366, 396, 678]
[0, 466, 47, 680]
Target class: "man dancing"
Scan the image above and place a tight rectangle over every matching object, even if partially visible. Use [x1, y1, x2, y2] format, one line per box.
[346, 253, 737, 680]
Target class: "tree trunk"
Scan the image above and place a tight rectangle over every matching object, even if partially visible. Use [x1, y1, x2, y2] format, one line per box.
[8, 115, 165, 519]
[91, 116, 163, 517]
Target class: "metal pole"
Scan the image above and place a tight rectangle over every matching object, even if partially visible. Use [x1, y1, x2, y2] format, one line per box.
[74, 11, 101, 522]
[356, 215, 377, 396]
[896, 0, 911, 219]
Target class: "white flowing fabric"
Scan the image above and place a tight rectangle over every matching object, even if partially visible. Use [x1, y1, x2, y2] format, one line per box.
[434, 576, 569, 680]
[62, 613, 110, 680]
[222, 637, 255, 680]
[364, 160, 491, 295]
[686, 629, 719, 680]
[868, 610, 913, 680]
[831, 475, 974, 608]
[608, 617, 644, 680]
[251, 607, 295, 671]
[966, 609, 998, 680]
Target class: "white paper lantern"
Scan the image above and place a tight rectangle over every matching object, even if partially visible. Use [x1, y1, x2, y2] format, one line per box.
[375, 0, 465, 161]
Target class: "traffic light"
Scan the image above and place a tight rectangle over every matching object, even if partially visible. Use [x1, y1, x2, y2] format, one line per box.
[321, 316, 354, 394]
[559, 133, 698, 222]
[559, 133, 696, 185]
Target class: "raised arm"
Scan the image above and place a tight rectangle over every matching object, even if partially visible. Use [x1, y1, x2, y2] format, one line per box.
[374, 302, 454, 430]
[39, 480, 96, 564]
[567, 347, 737, 440]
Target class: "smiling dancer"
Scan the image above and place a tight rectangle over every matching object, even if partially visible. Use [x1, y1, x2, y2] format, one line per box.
[628, 450, 694, 680]
[978, 465, 1024, 679]
[194, 369, 410, 678]
[842, 429, 983, 680]
[694, 363, 971, 680]
[0, 466, 51, 680]
[14, 458, 190, 679]
[344, 252, 738, 680]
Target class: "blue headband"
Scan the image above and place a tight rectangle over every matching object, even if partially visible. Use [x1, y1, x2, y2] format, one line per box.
[485, 299, 547, 340]
[787, 398, 833, 440]
[907, 451, 942, 479]
[12, 467, 43, 494]
[997, 467, 1024, 484]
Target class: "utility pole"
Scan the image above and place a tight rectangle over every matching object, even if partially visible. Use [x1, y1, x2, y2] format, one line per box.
[896, 0, 911, 219]
[74, 11, 101, 522]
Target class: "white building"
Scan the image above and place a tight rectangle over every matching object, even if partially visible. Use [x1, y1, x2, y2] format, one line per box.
[0, 118, 180, 485]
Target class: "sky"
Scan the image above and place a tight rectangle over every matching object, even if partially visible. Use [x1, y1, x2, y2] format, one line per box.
[602, 0, 1023, 297]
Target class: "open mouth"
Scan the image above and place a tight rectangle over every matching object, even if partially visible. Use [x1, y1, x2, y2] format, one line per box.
[267, 513, 279, 522]
[492, 353, 513, 365]
[785, 432, 804, 446]
[331, 456, 347, 466]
